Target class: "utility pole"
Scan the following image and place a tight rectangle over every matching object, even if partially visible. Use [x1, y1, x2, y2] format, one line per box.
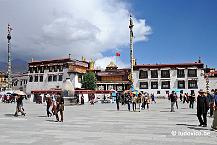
[129, 15, 134, 89]
[7, 24, 13, 90]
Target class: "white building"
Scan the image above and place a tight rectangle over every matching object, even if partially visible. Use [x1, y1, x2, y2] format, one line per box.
[133, 62, 206, 97]
[26, 58, 89, 94]
[12, 73, 28, 92]
[208, 70, 217, 91]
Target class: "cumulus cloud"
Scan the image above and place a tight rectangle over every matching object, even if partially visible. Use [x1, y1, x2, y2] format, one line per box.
[95, 56, 129, 70]
[0, 0, 151, 68]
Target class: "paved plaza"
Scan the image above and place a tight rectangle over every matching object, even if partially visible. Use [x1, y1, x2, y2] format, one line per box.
[0, 99, 217, 145]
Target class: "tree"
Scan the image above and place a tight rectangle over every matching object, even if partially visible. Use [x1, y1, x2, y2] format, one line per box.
[82, 72, 97, 90]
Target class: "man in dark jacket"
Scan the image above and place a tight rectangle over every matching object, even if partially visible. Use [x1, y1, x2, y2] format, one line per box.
[197, 89, 209, 127]
[169, 91, 176, 112]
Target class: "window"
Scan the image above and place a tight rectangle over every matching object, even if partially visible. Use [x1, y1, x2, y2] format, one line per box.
[49, 66, 53, 72]
[161, 81, 170, 89]
[20, 81, 22, 86]
[188, 80, 198, 89]
[40, 76, 43, 82]
[53, 75, 57, 81]
[58, 74, 63, 81]
[178, 80, 185, 89]
[29, 67, 33, 73]
[139, 70, 148, 79]
[78, 74, 82, 83]
[34, 67, 38, 73]
[39, 67, 44, 73]
[34, 76, 38, 82]
[140, 82, 148, 89]
[188, 69, 197, 77]
[151, 70, 158, 78]
[177, 69, 185, 78]
[157, 91, 160, 94]
[58, 65, 63, 72]
[54, 66, 58, 72]
[151, 82, 158, 89]
[48, 75, 52, 82]
[161, 70, 170, 78]
[29, 76, 33, 82]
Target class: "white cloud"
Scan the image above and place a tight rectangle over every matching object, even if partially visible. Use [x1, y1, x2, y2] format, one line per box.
[95, 56, 129, 70]
[0, 0, 151, 67]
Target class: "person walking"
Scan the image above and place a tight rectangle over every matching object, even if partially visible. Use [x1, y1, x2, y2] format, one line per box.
[197, 89, 209, 127]
[151, 93, 156, 104]
[169, 91, 176, 112]
[180, 92, 183, 102]
[81, 94, 84, 105]
[116, 93, 120, 111]
[208, 92, 215, 117]
[55, 93, 64, 122]
[125, 93, 131, 111]
[45, 94, 52, 117]
[132, 94, 137, 111]
[14, 95, 26, 117]
[189, 93, 195, 109]
[175, 93, 178, 109]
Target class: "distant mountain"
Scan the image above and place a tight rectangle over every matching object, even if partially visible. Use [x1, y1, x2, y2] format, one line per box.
[0, 59, 28, 73]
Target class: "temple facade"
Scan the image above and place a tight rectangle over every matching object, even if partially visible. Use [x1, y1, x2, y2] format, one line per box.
[95, 62, 131, 92]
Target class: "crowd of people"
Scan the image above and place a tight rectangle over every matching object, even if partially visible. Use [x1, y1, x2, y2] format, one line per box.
[114, 92, 156, 112]
[9, 89, 217, 129]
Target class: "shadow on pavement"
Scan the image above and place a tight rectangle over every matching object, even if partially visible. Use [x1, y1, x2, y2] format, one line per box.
[188, 126, 210, 131]
[37, 115, 48, 118]
[4, 114, 15, 117]
[176, 123, 198, 127]
[160, 111, 171, 112]
[46, 119, 57, 122]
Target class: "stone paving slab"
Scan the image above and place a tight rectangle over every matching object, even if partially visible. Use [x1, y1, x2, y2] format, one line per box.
[0, 99, 217, 145]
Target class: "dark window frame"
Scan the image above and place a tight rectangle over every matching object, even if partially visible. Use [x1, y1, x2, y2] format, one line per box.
[151, 82, 158, 89]
[34, 76, 38, 82]
[139, 82, 148, 89]
[151, 70, 158, 78]
[178, 80, 185, 89]
[139, 70, 148, 79]
[177, 69, 185, 78]
[161, 70, 170, 78]
[48, 75, 52, 82]
[29, 76, 33, 82]
[188, 69, 197, 77]
[58, 74, 63, 81]
[39, 76, 43, 82]
[188, 80, 198, 89]
[161, 81, 170, 89]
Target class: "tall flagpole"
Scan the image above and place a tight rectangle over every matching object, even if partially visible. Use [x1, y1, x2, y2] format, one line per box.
[129, 15, 134, 89]
[7, 24, 12, 90]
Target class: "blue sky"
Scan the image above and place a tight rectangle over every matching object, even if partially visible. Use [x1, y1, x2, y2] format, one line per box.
[105, 0, 217, 68]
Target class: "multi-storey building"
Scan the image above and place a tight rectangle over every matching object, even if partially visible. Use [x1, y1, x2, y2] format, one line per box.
[26, 58, 89, 94]
[133, 62, 206, 96]
[95, 61, 131, 92]
[0, 72, 7, 91]
[12, 73, 28, 92]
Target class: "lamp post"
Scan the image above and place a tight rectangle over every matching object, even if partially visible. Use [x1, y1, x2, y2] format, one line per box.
[7, 24, 13, 90]
[129, 15, 134, 90]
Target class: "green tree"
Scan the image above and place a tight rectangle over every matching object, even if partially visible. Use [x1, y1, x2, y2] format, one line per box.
[82, 72, 97, 90]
